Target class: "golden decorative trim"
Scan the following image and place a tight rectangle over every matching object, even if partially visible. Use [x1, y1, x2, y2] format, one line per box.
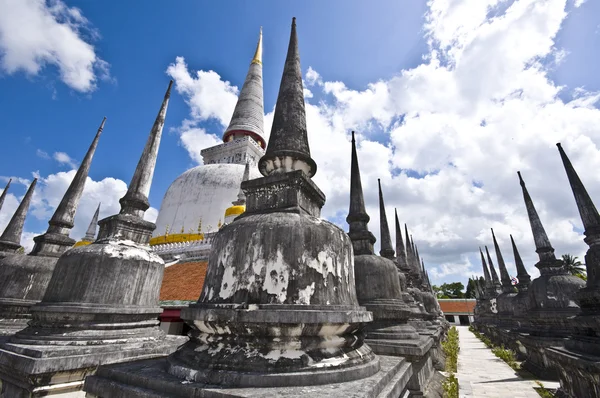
[224, 205, 246, 217]
[150, 233, 205, 246]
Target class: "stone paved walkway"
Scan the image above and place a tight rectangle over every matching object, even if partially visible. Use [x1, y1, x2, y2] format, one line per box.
[456, 326, 559, 398]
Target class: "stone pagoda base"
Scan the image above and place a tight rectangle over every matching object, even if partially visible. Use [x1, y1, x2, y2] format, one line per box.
[547, 344, 600, 398]
[84, 355, 413, 398]
[0, 298, 33, 336]
[0, 335, 186, 397]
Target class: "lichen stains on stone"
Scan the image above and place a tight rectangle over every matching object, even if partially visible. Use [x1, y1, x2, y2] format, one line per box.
[262, 248, 290, 303]
[297, 282, 315, 304]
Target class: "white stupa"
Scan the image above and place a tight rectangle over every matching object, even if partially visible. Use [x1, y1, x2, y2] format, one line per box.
[151, 29, 265, 262]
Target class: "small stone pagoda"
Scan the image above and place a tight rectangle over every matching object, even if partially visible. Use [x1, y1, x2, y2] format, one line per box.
[0, 81, 185, 396]
[0, 178, 37, 259]
[0, 119, 104, 336]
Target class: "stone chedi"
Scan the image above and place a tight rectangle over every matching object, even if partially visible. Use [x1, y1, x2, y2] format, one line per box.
[517, 171, 584, 321]
[152, 28, 265, 248]
[0, 119, 104, 336]
[165, 17, 377, 386]
[84, 18, 434, 398]
[515, 170, 584, 378]
[547, 143, 600, 398]
[473, 166, 586, 380]
[346, 133, 440, 396]
[0, 81, 185, 396]
[0, 178, 37, 259]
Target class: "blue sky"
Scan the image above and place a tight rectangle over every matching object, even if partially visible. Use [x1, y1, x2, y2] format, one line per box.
[0, 0, 428, 214]
[1, 0, 600, 287]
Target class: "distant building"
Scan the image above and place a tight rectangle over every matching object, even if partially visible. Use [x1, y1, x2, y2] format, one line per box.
[438, 298, 476, 325]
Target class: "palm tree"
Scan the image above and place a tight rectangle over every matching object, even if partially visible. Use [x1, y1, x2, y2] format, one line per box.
[561, 254, 586, 280]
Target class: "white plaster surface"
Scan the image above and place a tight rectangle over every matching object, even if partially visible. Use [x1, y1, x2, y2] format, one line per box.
[153, 163, 262, 237]
[456, 326, 560, 398]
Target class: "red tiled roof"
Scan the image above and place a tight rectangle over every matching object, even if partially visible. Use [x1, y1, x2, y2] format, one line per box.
[159, 261, 208, 301]
[439, 300, 476, 313]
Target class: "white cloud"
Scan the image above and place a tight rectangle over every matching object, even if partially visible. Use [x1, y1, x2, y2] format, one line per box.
[52, 151, 77, 168]
[0, 0, 110, 92]
[167, 0, 598, 286]
[166, 57, 238, 125]
[165, 56, 240, 164]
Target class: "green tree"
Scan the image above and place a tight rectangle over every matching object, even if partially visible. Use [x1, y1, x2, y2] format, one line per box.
[465, 278, 484, 298]
[561, 254, 586, 280]
[434, 282, 465, 298]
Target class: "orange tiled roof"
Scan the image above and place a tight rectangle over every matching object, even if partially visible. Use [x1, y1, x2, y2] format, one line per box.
[439, 300, 476, 313]
[159, 261, 209, 301]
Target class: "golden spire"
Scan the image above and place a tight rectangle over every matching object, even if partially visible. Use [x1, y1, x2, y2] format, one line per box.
[251, 27, 263, 65]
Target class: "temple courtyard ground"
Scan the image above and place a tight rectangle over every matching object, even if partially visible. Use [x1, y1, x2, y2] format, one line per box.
[456, 326, 560, 398]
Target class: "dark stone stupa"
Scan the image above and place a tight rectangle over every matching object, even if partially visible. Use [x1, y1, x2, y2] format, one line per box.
[0, 118, 105, 336]
[83, 18, 443, 398]
[0, 81, 185, 396]
[0, 178, 37, 258]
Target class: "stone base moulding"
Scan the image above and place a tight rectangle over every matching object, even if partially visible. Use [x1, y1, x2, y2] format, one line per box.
[0, 335, 186, 397]
[84, 355, 413, 398]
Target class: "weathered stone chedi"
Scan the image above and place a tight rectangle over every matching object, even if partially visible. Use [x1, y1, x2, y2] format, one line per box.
[84, 18, 447, 398]
[472, 144, 599, 398]
[0, 118, 105, 336]
[0, 81, 185, 396]
[164, 17, 377, 387]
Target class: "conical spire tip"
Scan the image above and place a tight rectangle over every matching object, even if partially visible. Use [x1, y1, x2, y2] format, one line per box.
[517, 171, 525, 186]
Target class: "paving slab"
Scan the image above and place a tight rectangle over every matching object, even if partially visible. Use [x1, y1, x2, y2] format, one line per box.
[456, 326, 559, 398]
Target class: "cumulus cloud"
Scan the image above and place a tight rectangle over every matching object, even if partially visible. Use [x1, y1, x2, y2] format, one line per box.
[166, 56, 240, 164]
[167, 0, 598, 285]
[0, 0, 110, 92]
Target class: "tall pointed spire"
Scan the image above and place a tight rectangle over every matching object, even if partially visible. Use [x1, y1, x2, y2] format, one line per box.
[223, 27, 266, 148]
[378, 179, 395, 259]
[480, 247, 492, 289]
[0, 178, 11, 215]
[30, 117, 105, 257]
[258, 18, 317, 178]
[557, 143, 600, 241]
[491, 229, 513, 293]
[510, 234, 531, 292]
[410, 235, 419, 270]
[405, 224, 417, 272]
[394, 209, 408, 268]
[517, 171, 560, 268]
[252, 26, 263, 65]
[556, 143, 600, 292]
[119, 81, 172, 218]
[346, 131, 375, 255]
[83, 203, 101, 242]
[0, 179, 37, 253]
[485, 245, 502, 291]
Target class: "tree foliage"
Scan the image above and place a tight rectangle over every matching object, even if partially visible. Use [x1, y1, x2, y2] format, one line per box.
[561, 254, 587, 280]
[433, 282, 465, 298]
